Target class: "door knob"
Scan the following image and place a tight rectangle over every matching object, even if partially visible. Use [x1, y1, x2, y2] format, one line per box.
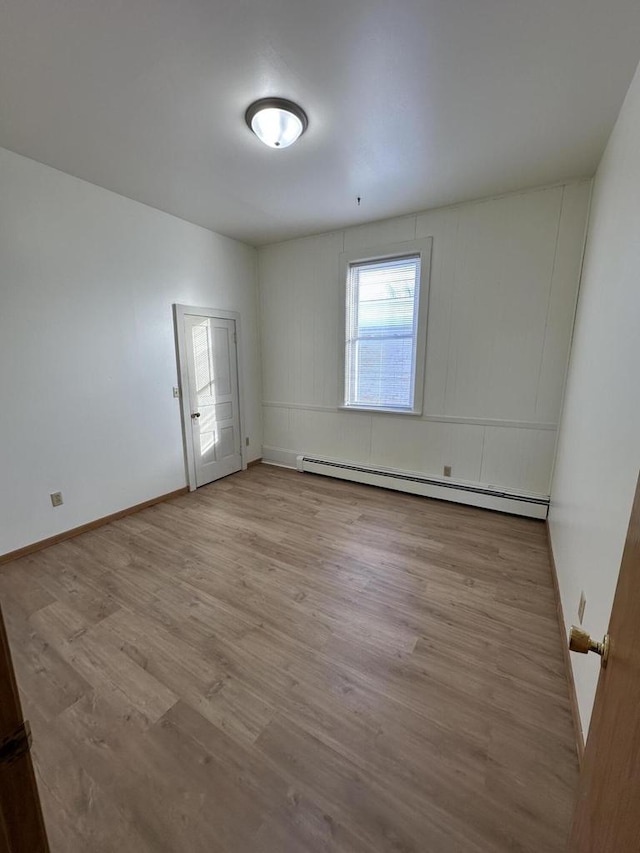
[191, 412, 201, 419]
[569, 626, 610, 668]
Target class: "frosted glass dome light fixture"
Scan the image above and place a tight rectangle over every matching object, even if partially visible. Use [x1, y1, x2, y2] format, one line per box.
[245, 98, 308, 149]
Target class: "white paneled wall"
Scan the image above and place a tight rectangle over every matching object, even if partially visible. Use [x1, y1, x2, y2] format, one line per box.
[550, 59, 640, 734]
[259, 181, 591, 497]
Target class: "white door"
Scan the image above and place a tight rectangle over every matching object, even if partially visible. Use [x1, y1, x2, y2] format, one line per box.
[183, 313, 242, 487]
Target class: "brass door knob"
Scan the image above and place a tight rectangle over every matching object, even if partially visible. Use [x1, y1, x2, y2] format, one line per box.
[569, 626, 610, 668]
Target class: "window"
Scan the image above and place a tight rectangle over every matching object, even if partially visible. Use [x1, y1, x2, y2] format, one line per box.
[341, 240, 431, 414]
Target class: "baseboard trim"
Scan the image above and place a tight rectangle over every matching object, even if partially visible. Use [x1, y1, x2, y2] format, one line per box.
[545, 521, 585, 764]
[247, 458, 263, 468]
[262, 446, 298, 468]
[0, 487, 189, 566]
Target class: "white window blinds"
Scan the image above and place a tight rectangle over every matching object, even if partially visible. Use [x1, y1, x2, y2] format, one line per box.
[344, 254, 422, 410]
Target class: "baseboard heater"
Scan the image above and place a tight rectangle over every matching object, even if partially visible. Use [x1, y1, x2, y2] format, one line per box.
[295, 455, 549, 519]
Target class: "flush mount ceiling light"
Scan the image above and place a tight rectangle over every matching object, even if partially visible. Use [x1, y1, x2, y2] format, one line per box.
[245, 97, 308, 149]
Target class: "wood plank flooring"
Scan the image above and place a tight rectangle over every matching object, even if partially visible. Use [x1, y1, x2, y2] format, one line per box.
[0, 464, 578, 852]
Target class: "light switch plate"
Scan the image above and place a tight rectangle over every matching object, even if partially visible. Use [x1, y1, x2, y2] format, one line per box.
[50, 491, 63, 508]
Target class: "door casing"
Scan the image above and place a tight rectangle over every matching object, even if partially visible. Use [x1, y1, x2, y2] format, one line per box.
[173, 304, 247, 491]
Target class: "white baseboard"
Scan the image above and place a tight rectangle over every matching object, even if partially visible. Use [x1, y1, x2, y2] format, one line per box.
[261, 446, 299, 468]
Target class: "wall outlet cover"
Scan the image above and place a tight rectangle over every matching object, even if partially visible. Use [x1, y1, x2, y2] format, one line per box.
[443, 465, 452, 477]
[578, 591, 586, 624]
[50, 491, 64, 508]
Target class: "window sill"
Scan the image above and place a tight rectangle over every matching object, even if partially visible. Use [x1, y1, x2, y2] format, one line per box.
[338, 405, 423, 416]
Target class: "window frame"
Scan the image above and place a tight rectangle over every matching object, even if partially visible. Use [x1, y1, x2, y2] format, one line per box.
[338, 237, 432, 416]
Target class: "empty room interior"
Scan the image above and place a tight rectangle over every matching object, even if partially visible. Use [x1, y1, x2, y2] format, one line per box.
[2, 1, 640, 851]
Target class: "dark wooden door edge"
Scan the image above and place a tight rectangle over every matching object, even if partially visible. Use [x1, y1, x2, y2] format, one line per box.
[0, 604, 50, 851]
[0, 487, 189, 566]
[545, 521, 585, 764]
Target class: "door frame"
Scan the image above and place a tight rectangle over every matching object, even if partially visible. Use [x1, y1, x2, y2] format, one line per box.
[173, 304, 247, 491]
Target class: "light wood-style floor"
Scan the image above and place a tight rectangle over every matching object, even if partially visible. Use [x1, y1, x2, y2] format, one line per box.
[0, 464, 578, 852]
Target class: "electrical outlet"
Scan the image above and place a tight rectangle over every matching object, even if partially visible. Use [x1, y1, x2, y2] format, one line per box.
[173, 386, 180, 398]
[443, 465, 452, 477]
[245, 437, 250, 447]
[578, 591, 586, 624]
[50, 491, 64, 508]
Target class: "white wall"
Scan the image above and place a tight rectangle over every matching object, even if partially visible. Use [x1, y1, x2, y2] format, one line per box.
[549, 60, 640, 736]
[259, 181, 590, 496]
[0, 147, 261, 557]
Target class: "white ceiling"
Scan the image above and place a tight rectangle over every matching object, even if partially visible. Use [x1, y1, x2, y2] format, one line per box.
[1, 1, 639, 245]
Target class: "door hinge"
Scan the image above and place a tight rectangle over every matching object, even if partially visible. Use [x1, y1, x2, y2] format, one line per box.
[0, 720, 32, 766]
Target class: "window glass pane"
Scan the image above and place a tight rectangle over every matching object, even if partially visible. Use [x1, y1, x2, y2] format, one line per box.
[345, 255, 420, 410]
[355, 338, 414, 407]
